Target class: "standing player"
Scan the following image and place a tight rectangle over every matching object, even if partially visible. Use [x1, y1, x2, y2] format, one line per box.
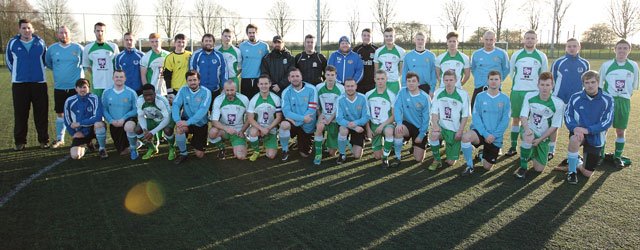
[402, 32, 437, 96]
[393, 72, 431, 167]
[115, 32, 144, 94]
[83, 22, 119, 98]
[374, 27, 406, 94]
[247, 75, 282, 161]
[549, 38, 589, 161]
[279, 68, 318, 161]
[295, 34, 327, 85]
[261, 35, 295, 95]
[6, 19, 50, 150]
[239, 24, 270, 98]
[46, 25, 84, 148]
[64, 79, 103, 159]
[353, 28, 378, 94]
[506, 30, 549, 156]
[313, 66, 345, 165]
[216, 28, 242, 90]
[599, 39, 639, 167]
[564, 70, 614, 184]
[366, 70, 396, 167]
[172, 71, 212, 164]
[470, 30, 510, 109]
[460, 71, 511, 175]
[209, 80, 250, 160]
[428, 71, 470, 170]
[141, 33, 170, 95]
[135, 84, 175, 161]
[328, 36, 364, 84]
[335, 78, 370, 164]
[101, 70, 138, 159]
[190, 34, 227, 95]
[163, 34, 192, 101]
[514, 72, 564, 179]
[435, 31, 470, 89]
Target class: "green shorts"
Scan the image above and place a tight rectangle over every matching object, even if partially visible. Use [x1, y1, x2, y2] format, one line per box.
[222, 132, 247, 147]
[371, 123, 395, 151]
[613, 97, 630, 129]
[323, 122, 339, 149]
[442, 129, 461, 160]
[520, 130, 550, 166]
[262, 132, 278, 149]
[510, 90, 532, 118]
[92, 88, 104, 99]
[387, 81, 400, 95]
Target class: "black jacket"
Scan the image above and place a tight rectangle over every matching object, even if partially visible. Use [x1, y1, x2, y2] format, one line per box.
[294, 52, 327, 85]
[352, 43, 378, 86]
[261, 48, 295, 93]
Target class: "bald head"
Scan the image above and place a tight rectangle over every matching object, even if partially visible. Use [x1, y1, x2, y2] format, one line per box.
[483, 30, 496, 50]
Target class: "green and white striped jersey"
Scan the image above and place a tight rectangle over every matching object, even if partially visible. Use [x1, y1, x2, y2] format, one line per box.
[435, 51, 470, 89]
[431, 87, 470, 131]
[210, 93, 250, 130]
[215, 45, 242, 79]
[316, 82, 345, 121]
[247, 92, 281, 134]
[520, 92, 564, 137]
[365, 88, 396, 125]
[599, 59, 639, 99]
[510, 49, 549, 91]
[374, 45, 406, 82]
[82, 41, 119, 89]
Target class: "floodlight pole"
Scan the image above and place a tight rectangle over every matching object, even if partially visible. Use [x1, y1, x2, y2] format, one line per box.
[316, 0, 321, 53]
[550, 0, 557, 58]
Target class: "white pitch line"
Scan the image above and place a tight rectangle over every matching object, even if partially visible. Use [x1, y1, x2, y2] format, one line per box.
[0, 156, 69, 208]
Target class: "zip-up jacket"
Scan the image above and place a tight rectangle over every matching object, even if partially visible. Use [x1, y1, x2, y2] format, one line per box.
[261, 48, 295, 92]
[115, 48, 144, 91]
[352, 43, 378, 86]
[564, 89, 614, 147]
[190, 49, 227, 92]
[64, 93, 103, 136]
[552, 53, 590, 103]
[295, 51, 327, 85]
[327, 50, 364, 84]
[5, 34, 46, 83]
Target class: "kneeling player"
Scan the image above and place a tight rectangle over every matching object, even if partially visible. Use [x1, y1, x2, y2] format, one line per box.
[209, 80, 250, 160]
[172, 71, 212, 164]
[429, 70, 470, 170]
[64, 79, 104, 160]
[515, 72, 565, 179]
[134, 84, 176, 160]
[366, 70, 396, 167]
[564, 70, 614, 184]
[393, 72, 431, 167]
[102, 70, 139, 159]
[335, 78, 369, 164]
[247, 75, 282, 161]
[461, 71, 511, 175]
[313, 66, 344, 165]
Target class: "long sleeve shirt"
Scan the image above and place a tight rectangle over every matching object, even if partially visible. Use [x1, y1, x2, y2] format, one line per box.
[101, 86, 138, 123]
[190, 49, 227, 92]
[471, 91, 511, 147]
[336, 93, 370, 127]
[565, 89, 614, 147]
[327, 50, 364, 84]
[471, 47, 510, 88]
[5, 34, 47, 83]
[394, 87, 431, 140]
[551, 53, 590, 103]
[64, 93, 103, 136]
[45, 42, 84, 90]
[115, 48, 144, 91]
[171, 85, 212, 127]
[281, 83, 318, 133]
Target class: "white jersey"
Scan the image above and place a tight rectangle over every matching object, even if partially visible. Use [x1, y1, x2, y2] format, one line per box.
[365, 88, 396, 125]
[520, 92, 564, 137]
[510, 48, 549, 92]
[599, 59, 639, 100]
[83, 41, 120, 89]
[316, 82, 345, 121]
[435, 51, 470, 89]
[431, 87, 470, 131]
[247, 92, 281, 134]
[374, 45, 406, 82]
[210, 93, 250, 131]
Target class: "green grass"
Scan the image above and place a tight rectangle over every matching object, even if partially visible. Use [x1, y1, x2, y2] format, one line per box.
[0, 60, 639, 248]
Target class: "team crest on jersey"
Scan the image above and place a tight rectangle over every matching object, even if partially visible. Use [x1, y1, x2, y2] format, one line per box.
[283, 59, 287, 64]
[578, 67, 584, 73]
[347, 60, 353, 64]
[312, 62, 317, 67]
[370, 53, 374, 59]
[615, 80, 625, 91]
[123, 98, 128, 103]
[493, 56, 500, 62]
[87, 106, 93, 112]
[497, 102, 504, 108]
[133, 60, 139, 65]
[425, 58, 430, 63]
[416, 102, 423, 108]
[195, 97, 201, 103]
[227, 114, 236, 125]
[451, 100, 457, 106]
[456, 62, 461, 67]
[212, 59, 218, 64]
[72, 52, 78, 56]
[543, 109, 551, 116]
[337, 57, 342, 63]
[627, 72, 633, 78]
[523, 67, 532, 78]
[98, 58, 107, 69]
[356, 105, 362, 110]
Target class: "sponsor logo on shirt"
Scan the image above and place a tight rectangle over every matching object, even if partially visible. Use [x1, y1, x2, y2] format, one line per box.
[615, 80, 625, 92]
[523, 67, 532, 78]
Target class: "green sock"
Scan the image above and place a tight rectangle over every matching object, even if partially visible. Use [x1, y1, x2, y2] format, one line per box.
[314, 138, 323, 157]
[511, 132, 519, 149]
[250, 139, 260, 152]
[167, 136, 175, 147]
[520, 146, 532, 170]
[615, 142, 625, 158]
[383, 139, 393, 160]
[215, 141, 225, 150]
[431, 144, 441, 161]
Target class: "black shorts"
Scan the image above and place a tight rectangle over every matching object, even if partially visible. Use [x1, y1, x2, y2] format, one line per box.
[54, 89, 77, 113]
[71, 129, 96, 147]
[402, 120, 427, 149]
[188, 124, 208, 151]
[419, 84, 431, 94]
[290, 124, 313, 154]
[347, 129, 366, 147]
[109, 117, 138, 152]
[470, 86, 488, 110]
[357, 82, 374, 94]
[240, 78, 260, 98]
[472, 129, 500, 164]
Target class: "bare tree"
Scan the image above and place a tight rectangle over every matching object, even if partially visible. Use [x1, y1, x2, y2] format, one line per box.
[608, 0, 640, 39]
[36, 0, 78, 38]
[113, 0, 142, 37]
[441, 0, 465, 31]
[347, 8, 360, 43]
[372, 0, 396, 34]
[193, 0, 223, 37]
[267, 0, 294, 37]
[522, 0, 541, 31]
[314, 1, 331, 42]
[488, 0, 508, 42]
[156, 0, 184, 45]
[552, 0, 572, 43]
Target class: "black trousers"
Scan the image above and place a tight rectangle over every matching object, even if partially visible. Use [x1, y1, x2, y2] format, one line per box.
[12, 83, 49, 145]
[240, 78, 260, 99]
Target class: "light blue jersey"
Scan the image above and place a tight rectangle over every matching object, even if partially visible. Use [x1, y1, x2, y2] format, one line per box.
[471, 47, 510, 88]
[402, 49, 437, 90]
[336, 93, 370, 127]
[281, 83, 318, 133]
[471, 91, 511, 147]
[239, 40, 269, 78]
[394, 87, 431, 140]
[101, 86, 138, 123]
[172, 85, 212, 127]
[45, 42, 84, 90]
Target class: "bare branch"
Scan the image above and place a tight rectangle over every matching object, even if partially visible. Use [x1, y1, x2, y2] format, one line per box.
[608, 0, 640, 39]
[441, 0, 465, 31]
[487, 0, 508, 42]
[192, 0, 223, 37]
[347, 8, 360, 43]
[267, 0, 294, 37]
[372, 0, 396, 34]
[554, 0, 572, 43]
[314, 1, 331, 42]
[113, 0, 142, 37]
[155, 0, 184, 43]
